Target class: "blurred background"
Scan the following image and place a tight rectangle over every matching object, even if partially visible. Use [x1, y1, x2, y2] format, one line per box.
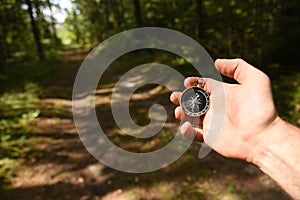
[0, 0, 299, 199]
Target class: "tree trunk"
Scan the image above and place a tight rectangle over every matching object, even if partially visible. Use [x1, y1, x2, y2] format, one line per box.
[0, 22, 7, 72]
[26, 0, 45, 60]
[0, 40, 5, 72]
[103, 0, 112, 29]
[195, 0, 203, 41]
[111, 0, 124, 26]
[72, 9, 81, 44]
[134, 0, 142, 27]
[46, 0, 59, 44]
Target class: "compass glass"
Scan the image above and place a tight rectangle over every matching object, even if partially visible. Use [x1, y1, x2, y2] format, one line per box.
[180, 87, 210, 117]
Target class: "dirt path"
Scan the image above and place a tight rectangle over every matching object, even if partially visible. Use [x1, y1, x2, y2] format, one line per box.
[0, 49, 291, 200]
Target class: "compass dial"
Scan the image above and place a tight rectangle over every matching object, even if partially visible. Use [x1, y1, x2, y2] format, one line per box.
[180, 87, 210, 117]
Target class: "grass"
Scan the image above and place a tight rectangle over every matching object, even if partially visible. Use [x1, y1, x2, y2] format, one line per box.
[0, 83, 41, 186]
[0, 48, 298, 199]
[0, 57, 59, 188]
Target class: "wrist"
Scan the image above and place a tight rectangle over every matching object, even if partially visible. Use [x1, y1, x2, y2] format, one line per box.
[247, 116, 283, 166]
[248, 117, 300, 198]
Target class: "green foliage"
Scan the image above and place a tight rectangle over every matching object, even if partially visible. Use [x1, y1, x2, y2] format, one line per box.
[271, 66, 300, 125]
[1, 0, 298, 67]
[0, 83, 40, 188]
[0, 0, 62, 67]
[60, 0, 299, 67]
[0, 0, 299, 196]
[0, 84, 40, 118]
[266, 0, 300, 64]
[0, 56, 55, 188]
[0, 0, 34, 65]
[0, 58, 57, 94]
[0, 83, 41, 187]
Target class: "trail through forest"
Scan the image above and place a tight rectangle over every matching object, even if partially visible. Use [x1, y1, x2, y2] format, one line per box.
[0, 49, 291, 200]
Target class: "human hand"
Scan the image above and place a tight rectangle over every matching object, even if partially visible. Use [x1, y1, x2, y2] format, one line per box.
[170, 59, 280, 161]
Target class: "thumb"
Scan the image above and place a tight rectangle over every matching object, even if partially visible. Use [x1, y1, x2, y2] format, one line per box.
[215, 58, 263, 84]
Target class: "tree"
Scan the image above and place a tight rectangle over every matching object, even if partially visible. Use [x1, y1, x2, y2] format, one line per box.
[46, 0, 60, 44]
[26, 0, 45, 60]
[134, 0, 142, 27]
[267, 0, 300, 64]
[195, 0, 203, 41]
[102, 0, 113, 31]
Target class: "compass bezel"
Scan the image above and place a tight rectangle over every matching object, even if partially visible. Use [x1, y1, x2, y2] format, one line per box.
[180, 87, 210, 117]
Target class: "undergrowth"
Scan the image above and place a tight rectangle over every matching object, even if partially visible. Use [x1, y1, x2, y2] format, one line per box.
[0, 83, 41, 186]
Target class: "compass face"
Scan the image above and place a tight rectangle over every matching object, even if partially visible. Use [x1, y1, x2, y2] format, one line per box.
[180, 87, 210, 117]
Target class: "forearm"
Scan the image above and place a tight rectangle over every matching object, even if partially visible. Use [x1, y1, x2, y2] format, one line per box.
[251, 118, 300, 199]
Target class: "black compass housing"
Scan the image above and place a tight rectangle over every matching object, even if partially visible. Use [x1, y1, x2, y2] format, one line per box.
[180, 87, 210, 117]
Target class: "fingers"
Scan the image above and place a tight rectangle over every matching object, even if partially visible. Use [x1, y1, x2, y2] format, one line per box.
[170, 91, 181, 105]
[184, 77, 203, 88]
[171, 76, 215, 104]
[214, 58, 264, 84]
[184, 77, 208, 88]
[174, 109, 204, 142]
[170, 76, 215, 143]
[174, 106, 182, 119]
[183, 58, 262, 87]
[181, 121, 204, 143]
[184, 77, 213, 94]
[174, 106, 203, 126]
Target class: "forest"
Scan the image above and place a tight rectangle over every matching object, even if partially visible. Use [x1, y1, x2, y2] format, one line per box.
[0, 0, 299, 199]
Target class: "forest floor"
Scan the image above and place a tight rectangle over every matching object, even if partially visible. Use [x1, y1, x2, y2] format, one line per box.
[0, 49, 291, 200]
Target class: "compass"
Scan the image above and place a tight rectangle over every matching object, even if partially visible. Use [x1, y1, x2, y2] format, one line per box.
[180, 87, 210, 117]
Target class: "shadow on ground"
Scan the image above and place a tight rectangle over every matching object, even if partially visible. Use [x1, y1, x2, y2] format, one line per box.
[0, 49, 291, 200]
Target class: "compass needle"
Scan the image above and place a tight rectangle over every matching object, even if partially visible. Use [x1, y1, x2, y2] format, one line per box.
[180, 86, 210, 117]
